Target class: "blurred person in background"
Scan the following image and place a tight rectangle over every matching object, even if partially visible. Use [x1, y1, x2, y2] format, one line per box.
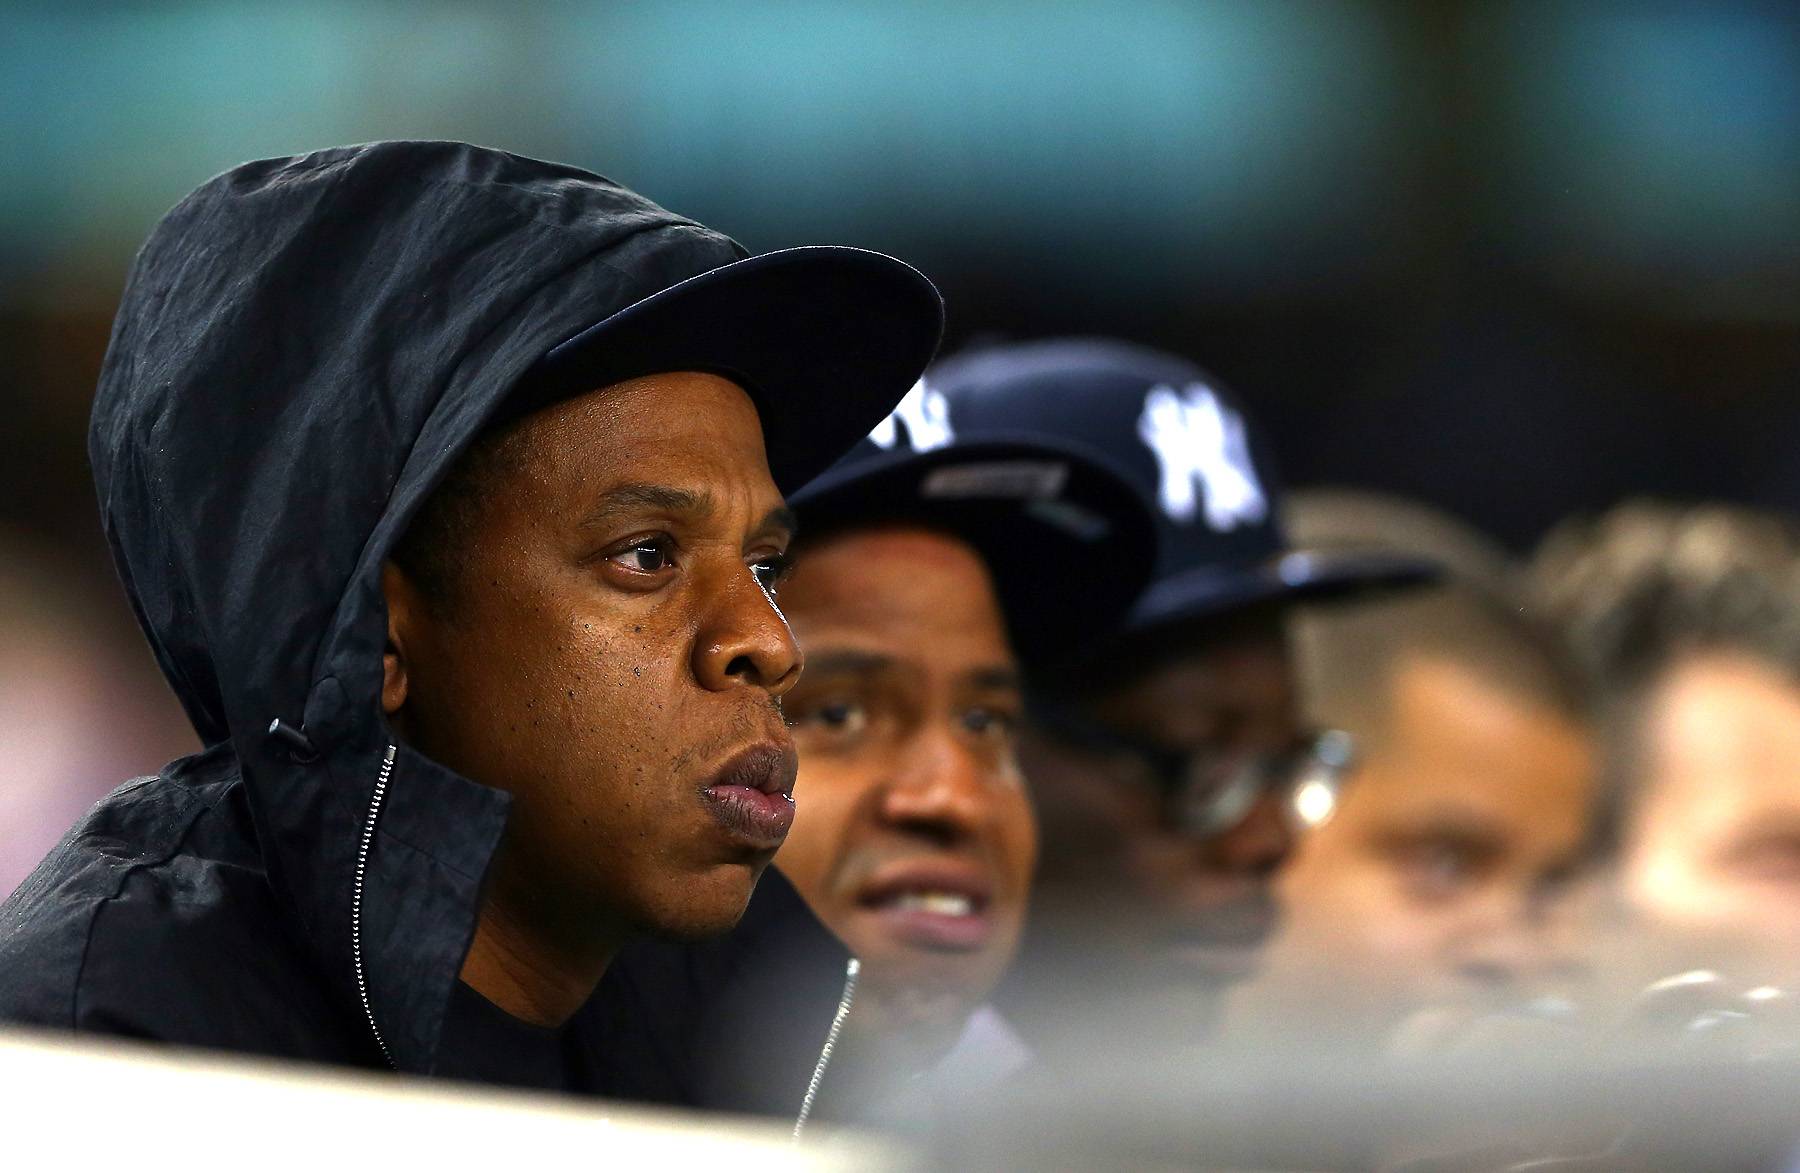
[0, 529, 195, 898]
[0, 141, 944, 1124]
[1532, 502, 1800, 968]
[771, 376, 1155, 1116]
[1228, 491, 1596, 1043]
[924, 339, 1436, 1043]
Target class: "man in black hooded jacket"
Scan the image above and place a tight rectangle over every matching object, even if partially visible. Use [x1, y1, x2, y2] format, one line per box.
[0, 141, 942, 1122]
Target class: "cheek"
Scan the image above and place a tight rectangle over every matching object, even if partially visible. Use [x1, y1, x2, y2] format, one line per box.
[494, 603, 697, 813]
[999, 792, 1040, 898]
[781, 769, 869, 896]
[547, 601, 695, 726]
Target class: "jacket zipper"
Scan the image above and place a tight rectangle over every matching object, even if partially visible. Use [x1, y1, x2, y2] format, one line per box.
[792, 957, 860, 1140]
[352, 740, 862, 1110]
[353, 743, 398, 1069]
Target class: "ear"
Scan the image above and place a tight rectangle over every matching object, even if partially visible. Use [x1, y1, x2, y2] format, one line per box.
[381, 561, 418, 717]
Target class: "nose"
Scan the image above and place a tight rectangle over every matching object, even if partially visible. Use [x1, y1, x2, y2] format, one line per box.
[692, 564, 802, 699]
[1449, 892, 1574, 991]
[876, 727, 992, 846]
[1456, 927, 1552, 991]
[1200, 790, 1295, 877]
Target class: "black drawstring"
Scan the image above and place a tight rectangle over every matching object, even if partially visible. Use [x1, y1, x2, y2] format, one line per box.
[266, 718, 319, 762]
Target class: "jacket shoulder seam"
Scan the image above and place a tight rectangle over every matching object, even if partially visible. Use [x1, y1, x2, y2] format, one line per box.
[68, 778, 228, 1030]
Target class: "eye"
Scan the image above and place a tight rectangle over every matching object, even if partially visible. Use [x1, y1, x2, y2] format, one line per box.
[815, 700, 866, 731]
[792, 698, 869, 739]
[750, 551, 793, 597]
[961, 705, 1018, 738]
[605, 535, 677, 576]
[1391, 838, 1491, 903]
[1725, 834, 1800, 885]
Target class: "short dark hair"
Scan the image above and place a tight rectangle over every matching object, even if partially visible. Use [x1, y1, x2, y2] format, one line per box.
[1530, 501, 1800, 702]
[1529, 501, 1800, 853]
[1289, 490, 1585, 751]
[388, 414, 535, 616]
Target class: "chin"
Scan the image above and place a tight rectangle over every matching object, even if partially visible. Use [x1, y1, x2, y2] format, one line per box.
[855, 969, 984, 1042]
[883, 951, 1006, 1002]
[1163, 939, 1268, 988]
[637, 860, 766, 942]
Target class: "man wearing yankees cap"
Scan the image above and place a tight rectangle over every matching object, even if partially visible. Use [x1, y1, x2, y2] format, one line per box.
[764, 373, 1156, 1117]
[922, 338, 1438, 1042]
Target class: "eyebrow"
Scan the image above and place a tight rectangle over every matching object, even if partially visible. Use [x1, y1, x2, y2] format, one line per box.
[801, 649, 896, 679]
[967, 665, 1024, 692]
[581, 483, 716, 527]
[1378, 815, 1507, 855]
[797, 651, 1020, 692]
[756, 505, 799, 543]
[579, 486, 795, 545]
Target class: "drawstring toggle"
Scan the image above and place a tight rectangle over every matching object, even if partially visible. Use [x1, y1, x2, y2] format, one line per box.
[267, 718, 319, 763]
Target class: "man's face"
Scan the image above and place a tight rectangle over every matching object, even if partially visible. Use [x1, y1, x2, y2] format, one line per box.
[774, 527, 1036, 1038]
[386, 372, 801, 943]
[1624, 653, 1800, 956]
[1269, 656, 1595, 1009]
[1022, 621, 1301, 986]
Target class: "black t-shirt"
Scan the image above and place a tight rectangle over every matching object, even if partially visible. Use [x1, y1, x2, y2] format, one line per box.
[418, 871, 850, 1113]
[433, 980, 586, 1092]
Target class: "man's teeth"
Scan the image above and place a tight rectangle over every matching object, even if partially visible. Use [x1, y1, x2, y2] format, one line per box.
[891, 890, 974, 917]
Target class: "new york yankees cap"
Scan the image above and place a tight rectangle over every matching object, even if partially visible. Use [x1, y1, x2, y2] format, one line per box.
[789, 378, 1159, 669]
[921, 337, 1440, 638]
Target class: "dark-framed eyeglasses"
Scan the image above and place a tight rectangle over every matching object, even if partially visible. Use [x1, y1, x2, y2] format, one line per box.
[1033, 706, 1356, 837]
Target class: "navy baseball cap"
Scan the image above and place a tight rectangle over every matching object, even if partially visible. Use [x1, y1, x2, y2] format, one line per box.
[530, 246, 944, 496]
[924, 338, 1440, 636]
[790, 379, 1158, 668]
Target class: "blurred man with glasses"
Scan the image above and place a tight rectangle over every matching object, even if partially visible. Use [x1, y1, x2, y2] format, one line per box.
[1023, 624, 1358, 988]
[919, 339, 1436, 1041]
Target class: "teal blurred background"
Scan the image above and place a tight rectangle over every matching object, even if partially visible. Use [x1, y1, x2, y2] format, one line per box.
[3, 0, 1800, 889]
[8, 1, 1800, 552]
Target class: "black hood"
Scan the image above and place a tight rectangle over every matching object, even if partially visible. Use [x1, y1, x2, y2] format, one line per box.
[87, 141, 933, 1073]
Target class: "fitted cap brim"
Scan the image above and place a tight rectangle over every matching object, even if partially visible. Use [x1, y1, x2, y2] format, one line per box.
[1124, 548, 1443, 635]
[531, 245, 945, 494]
[793, 438, 1158, 667]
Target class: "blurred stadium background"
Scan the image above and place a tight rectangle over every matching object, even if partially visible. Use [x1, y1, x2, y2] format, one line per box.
[4, 0, 1800, 892]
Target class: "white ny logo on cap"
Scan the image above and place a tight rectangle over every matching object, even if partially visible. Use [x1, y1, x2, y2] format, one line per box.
[1137, 382, 1267, 531]
[869, 378, 954, 453]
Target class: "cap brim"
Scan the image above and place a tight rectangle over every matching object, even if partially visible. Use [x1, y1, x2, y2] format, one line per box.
[532, 246, 944, 494]
[1125, 548, 1442, 635]
[793, 439, 1158, 667]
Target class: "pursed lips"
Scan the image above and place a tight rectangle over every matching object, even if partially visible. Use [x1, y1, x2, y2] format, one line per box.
[697, 740, 798, 851]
